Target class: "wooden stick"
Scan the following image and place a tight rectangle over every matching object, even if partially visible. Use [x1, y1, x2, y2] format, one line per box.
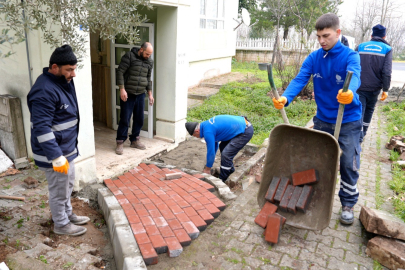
[0, 195, 25, 201]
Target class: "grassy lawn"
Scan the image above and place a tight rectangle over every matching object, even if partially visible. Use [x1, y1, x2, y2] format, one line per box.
[381, 100, 405, 222]
[187, 61, 316, 145]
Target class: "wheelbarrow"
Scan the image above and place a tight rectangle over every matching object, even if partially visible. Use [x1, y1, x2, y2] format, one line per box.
[257, 63, 352, 230]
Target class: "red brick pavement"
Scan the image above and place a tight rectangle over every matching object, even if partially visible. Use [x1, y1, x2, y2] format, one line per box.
[103, 163, 224, 265]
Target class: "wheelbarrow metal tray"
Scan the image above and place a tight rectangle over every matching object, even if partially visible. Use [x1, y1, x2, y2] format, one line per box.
[257, 124, 340, 231]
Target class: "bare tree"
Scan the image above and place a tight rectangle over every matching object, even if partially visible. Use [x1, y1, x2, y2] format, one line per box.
[263, 0, 289, 65]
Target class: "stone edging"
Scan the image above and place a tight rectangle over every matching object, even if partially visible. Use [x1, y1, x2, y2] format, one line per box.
[98, 188, 147, 270]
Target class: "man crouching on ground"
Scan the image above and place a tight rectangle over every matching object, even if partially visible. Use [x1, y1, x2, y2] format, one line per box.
[27, 45, 90, 236]
[185, 115, 254, 186]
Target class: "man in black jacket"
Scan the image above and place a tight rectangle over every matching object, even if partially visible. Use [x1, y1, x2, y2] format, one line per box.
[356, 24, 392, 142]
[115, 42, 154, 155]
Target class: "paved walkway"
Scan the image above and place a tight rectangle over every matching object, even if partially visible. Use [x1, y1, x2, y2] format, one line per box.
[147, 104, 392, 269]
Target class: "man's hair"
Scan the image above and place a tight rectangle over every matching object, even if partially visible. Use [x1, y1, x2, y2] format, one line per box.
[48, 64, 62, 69]
[141, 42, 151, 50]
[315, 13, 340, 31]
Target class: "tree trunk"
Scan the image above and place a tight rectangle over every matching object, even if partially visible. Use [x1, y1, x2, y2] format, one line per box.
[271, 18, 280, 65]
[283, 27, 289, 40]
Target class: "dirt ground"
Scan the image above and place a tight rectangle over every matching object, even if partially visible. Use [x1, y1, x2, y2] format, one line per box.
[0, 166, 113, 269]
[150, 138, 254, 174]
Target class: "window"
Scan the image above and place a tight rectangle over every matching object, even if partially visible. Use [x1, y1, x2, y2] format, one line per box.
[200, 0, 225, 29]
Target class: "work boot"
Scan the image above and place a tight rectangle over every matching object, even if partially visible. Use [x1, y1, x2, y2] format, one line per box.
[225, 179, 236, 189]
[210, 167, 220, 177]
[68, 213, 90, 225]
[54, 222, 87, 236]
[340, 206, 354, 225]
[116, 140, 124, 155]
[130, 137, 146, 150]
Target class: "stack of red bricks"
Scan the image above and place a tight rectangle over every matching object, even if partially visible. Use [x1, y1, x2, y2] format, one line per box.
[103, 163, 226, 265]
[255, 169, 318, 244]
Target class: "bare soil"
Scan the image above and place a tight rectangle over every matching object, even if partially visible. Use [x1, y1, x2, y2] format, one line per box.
[0, 169, 111, 268]
[151, 138, 254, 174]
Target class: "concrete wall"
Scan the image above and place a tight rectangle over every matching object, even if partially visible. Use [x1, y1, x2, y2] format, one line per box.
[234, 49, 311, 65]
[0, 27, 97, 190]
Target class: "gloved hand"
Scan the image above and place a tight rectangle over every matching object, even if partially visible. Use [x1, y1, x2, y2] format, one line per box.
[336, 89, 353, 104]
[52, 156, 69, 174]
[380, 91, 388, 101]
[272, 96, 287, 109]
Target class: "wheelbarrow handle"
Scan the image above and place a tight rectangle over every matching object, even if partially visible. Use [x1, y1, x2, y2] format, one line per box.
[267, 64, 290, 124]
[334, 71, 353, 140]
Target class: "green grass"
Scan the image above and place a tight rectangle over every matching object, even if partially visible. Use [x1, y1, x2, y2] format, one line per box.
[187, 61, 316, 145]
[381, 100, 405, 222]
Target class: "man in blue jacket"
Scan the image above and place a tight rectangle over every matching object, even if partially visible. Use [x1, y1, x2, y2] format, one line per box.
[185, 115, 253, 185]
[356, 24, 392, 143]
[273, 13, 362, 225]
[27, 45, 89, 236]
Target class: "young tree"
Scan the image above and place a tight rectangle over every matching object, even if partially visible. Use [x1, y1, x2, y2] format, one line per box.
[0, 0, 152, 61]
[239, 0, 258, 13]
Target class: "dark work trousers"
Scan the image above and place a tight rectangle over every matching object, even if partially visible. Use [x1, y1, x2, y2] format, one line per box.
[313, 116, 362, 208]
[116, 93, 145, 142]
[219, 124, 254, 181]
[40, 161, 75, 227]
[357, 90, 380, 143]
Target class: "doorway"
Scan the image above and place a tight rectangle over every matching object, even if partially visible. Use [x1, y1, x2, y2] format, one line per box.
[110, 23, 155, 139]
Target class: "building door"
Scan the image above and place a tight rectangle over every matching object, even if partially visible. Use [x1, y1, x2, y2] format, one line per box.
[110, 23, 154, 138]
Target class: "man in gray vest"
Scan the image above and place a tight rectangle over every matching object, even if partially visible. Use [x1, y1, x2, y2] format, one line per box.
[115, 42, 154, 155]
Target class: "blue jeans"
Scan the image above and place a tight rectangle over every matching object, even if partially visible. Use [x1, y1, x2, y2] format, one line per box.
[357, 90, 380, 142]
[116, 93, 145, 142]
[219, 124, 254, 181]
[313, 116, 362, 208]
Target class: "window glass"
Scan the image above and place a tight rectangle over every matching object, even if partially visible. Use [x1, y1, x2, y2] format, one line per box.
[218, 0, 224, 18]
[200, 19, 206, 28]
[206, 0, 218, 18]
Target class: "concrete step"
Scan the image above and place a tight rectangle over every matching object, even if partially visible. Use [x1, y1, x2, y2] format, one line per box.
[188, 87, 220, 100]
[187, 99, 204, 111]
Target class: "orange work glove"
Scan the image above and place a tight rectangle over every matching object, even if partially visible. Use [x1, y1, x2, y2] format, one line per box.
[52, 156, 70, 174]
[380, 91, 388, 101]
[272, 96, 287, 109]
[336, 89, 354, 104]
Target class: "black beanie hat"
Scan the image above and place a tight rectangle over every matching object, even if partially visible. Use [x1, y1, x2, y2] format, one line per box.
[49, 44, 77, 66]
[185, 122, 198, 136]
[372, 24, 386, 38]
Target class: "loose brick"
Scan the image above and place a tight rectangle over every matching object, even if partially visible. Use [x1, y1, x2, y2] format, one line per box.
[273, 177, 290, 203]
[265, 176, 281, 203]
[149, 234, 167, 254]
[279, 185, 294, 212]
[254, 202, 277, 228]
[273, 213, 286, 226]
[153, 217, 168, 227]
[183, 207, 198, 217]
[205, 203, 221, 218]
[264, 214, 282, 244]
[182, 221, 200, 239]
[296, 185, 314, 213]
[159, 225, 175, 238]
[131, 223, 146, 234]
[165, 236, 183, 257]
[145, 225, 160, 236]
[197, 209, 215, 225]
[173, 228, 192, 246]
[292, 168, 319, 186]
[139, 243, 158, 265]
[190, 215, 207, 231]
[134, 232, 151, 245]
[175, 212, 191, 223]
[165, 172, 182, 180]
[209, 198, 226, 211]
[167, 219, 183, 231]
[287, 186, 303, 214]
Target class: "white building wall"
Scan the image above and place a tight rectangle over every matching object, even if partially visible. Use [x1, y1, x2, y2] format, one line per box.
[187, 0, 239, 87]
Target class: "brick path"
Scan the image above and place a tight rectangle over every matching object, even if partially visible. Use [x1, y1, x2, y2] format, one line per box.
[103, 163, 225, 265]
